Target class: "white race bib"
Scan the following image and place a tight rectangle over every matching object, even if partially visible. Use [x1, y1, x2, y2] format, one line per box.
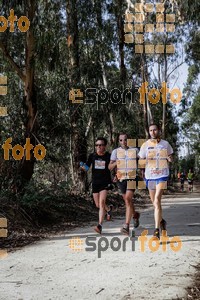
[94, 160, 105, 169]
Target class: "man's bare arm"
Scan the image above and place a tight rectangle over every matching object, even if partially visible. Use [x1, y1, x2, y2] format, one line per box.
[108, 160, 117, 171]
[167, 154, 173, 162]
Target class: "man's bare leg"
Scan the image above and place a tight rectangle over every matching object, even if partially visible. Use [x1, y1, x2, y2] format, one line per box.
[148, 189, 156, 204]
[149, 185, 164, 234]
[154, 184, 164, 228]
[122, 190, 134, 224]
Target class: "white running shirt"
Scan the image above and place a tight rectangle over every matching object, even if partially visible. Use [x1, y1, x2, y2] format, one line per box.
[138, 139, 173, 180]
[111, 147, 139, 180]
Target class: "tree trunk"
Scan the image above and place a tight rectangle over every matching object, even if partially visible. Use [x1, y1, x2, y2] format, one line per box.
[162, 52, 167, 138]
[116, 0, 127, 84]
[21, 0, 37, 180]
[67, 0, 86, 192]
[0, 0, 37, 184]
[109, 112, 116, 145]
[67, 0, 80, 85]
[141, 57, 151, 138]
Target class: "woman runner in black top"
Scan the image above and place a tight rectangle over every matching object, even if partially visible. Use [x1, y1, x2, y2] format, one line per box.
[81, 137, 112, 234]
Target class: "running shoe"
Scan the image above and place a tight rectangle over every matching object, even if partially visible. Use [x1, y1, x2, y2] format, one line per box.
[106, 205, 113, 221]
[133, 212, 140, 228]
[94, 224, 102, 234]
[160, 219, 167, 231]
[153, 228, 160, 239]
[121, 224, 130, 235]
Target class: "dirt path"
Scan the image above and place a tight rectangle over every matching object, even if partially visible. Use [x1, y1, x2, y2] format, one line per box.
[0, 189, 200, 300]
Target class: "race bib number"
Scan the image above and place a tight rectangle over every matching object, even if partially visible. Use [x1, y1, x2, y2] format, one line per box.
[150, 169, 168, 175]
[95, 160, 105, 169]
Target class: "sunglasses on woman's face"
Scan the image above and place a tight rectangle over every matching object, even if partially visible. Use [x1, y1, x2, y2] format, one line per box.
[119, 139, 127, 141]
[95, 144, 105, 147]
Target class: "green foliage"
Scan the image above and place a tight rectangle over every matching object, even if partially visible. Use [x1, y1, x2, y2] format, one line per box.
[178, 155, 196, 173]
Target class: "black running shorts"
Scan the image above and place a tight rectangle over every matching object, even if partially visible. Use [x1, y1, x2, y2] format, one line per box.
[92, 183, 111, 193]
